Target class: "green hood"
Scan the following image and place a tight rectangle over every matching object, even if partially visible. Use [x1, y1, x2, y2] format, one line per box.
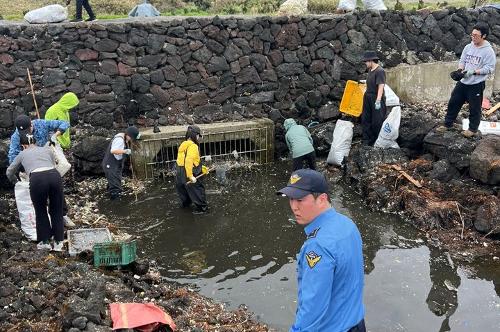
[44, 92, 79, 149]
[284, 118, 297, 132]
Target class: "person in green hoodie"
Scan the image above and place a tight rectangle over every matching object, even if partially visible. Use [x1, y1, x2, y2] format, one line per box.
[44, 92, 79, 149]
[44, 92, 79, 227]
[284, 118, 316, 171]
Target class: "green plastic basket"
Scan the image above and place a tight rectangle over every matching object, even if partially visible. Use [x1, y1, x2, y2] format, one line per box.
[93, 240, 137, 268]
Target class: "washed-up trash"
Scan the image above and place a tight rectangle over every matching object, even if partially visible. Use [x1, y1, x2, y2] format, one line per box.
[110, 302, 176, 331]
[24, 4, 68, 24]
[128, 0, 160, 17]
[67, 228, 112, 256]
[462, 119, 500, 135]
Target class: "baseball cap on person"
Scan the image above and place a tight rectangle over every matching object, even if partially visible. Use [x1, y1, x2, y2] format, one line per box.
[15, 115, 31, 131]
[125, 126, 141, 141]
[277, 169, 329, 199]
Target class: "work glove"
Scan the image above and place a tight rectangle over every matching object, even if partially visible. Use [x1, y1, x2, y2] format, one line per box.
[50, 133, 59, 145]
[450, 69, 464, 81]
[202, 165, 209, 175]
[375, 100, 381, 110]
[189, 176, 197, 183]
[463, 69, 475, 79]
[123, 149, 132, 155]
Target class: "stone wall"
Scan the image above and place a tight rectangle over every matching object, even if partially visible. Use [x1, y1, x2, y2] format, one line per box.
[0, 8, 499, 138]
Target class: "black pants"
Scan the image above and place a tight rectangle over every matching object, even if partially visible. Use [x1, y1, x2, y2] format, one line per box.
[76, 0, 95, 19]
[362, 93, 386, 146]
[292, 151, 316, 171]
[348, 319, 366, 332]
[176, 181, 208, 212]
[103, 162, 123, 199]
[445, 81, 485, 132]
[30, 169, 64, 242]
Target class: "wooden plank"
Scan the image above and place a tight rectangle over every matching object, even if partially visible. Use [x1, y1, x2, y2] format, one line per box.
[391, 165, 423, 188]
[484, 102, 500, 116]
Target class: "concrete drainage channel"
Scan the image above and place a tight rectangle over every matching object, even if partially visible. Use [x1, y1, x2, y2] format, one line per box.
[132, 119, 275, 179]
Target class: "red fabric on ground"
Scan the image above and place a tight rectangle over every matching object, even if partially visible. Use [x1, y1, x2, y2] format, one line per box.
[110, 302, 176, 331]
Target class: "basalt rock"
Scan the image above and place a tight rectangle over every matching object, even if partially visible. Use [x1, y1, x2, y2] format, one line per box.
[469, 136, 500, 185]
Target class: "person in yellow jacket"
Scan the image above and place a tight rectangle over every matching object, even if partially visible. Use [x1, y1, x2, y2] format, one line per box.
[44, 92, 79, 227]
[176, 125, 209, 214]
[44, 92, 79, 149]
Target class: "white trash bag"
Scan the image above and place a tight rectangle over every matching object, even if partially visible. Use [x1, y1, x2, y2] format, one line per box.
[384, 84, 400, 107]
[14, 181, 37, 241]
[364, 0, 387, 10]
[52, 143, 71, 177]
[24, 5, 68, 24]
[375, 106, 401, 149]
[338, 0, 386, 11]
[327, 120, 354, 166]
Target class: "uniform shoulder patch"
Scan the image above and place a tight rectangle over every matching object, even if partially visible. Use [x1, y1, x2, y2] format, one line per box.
[307, 228, 320, 239]
[305, 251, 322, 268]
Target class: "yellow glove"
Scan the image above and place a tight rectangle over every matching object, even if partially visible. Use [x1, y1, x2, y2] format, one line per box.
[202, 165, 209, 175]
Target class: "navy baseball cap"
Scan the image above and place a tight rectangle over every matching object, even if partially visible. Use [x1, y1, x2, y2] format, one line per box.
[277, 169, 329, 199]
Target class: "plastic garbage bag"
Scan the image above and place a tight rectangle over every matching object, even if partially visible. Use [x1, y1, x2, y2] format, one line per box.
[51, 143, 71, 177]
[374, 106, 401, 149]
[327, 120, 354, 166]
[384, 84, 400, 107]
[24, 5, 68, 24]
[128, 0, 160, 17]
[337, 0, 386, 11]
[364, 0, 387, 10]
[15, 181, 37, 241]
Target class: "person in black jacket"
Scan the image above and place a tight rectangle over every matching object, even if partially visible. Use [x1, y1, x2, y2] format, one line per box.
[361, 50, 387, 146]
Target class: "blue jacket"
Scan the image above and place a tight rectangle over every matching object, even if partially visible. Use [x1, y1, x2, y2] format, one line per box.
[290, 208, 365, 332]
[8, 119, 70, 164]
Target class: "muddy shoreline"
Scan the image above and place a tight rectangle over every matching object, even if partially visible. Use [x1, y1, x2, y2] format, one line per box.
[1, 101, 500, 331]
[0, 178, 272, 332]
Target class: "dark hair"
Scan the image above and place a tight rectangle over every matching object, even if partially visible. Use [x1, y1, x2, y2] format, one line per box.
[20, 133, 35, 146]
[185, 128, 199, 144]
[311, 192, 331, 203]
[473, 23, 489, 38]
[372, 59, 379, 64]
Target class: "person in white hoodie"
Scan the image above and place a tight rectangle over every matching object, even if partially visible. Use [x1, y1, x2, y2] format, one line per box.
[437, 23, 496, 138]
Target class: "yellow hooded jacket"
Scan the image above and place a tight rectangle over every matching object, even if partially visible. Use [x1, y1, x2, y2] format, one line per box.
[176, 140, 200, 179]
[44, 92, 79, 149]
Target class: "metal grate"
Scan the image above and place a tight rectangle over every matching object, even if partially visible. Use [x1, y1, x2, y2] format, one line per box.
[139, 127, 271, 179]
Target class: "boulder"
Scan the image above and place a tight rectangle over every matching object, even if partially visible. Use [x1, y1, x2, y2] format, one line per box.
[310, 122, 335, 156]
[474, 199, 500, 235]
[316, 103, 340, 121]
[423, 130, 479, 171]
[399, 112, 438, 155]
[469, 136, 500, 185]
[278, 0, 308, 16]
[350, 145, 409, 174]
[428, 159, 458, 183]
[72, 136, 109, 175]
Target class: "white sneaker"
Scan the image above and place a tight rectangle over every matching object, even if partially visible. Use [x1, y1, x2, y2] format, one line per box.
[52, 241, 64, 252]
[63, 216, 76, 227]
[37, 241, 52, 250]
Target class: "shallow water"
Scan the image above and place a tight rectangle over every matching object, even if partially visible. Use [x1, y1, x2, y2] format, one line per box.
[100, 163, 500, 331]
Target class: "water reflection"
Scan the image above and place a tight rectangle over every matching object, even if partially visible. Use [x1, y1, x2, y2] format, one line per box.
[100, 163, 500, 331]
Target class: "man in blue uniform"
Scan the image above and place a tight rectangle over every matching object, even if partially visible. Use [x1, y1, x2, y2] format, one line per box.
[277, 169, 366, 332]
